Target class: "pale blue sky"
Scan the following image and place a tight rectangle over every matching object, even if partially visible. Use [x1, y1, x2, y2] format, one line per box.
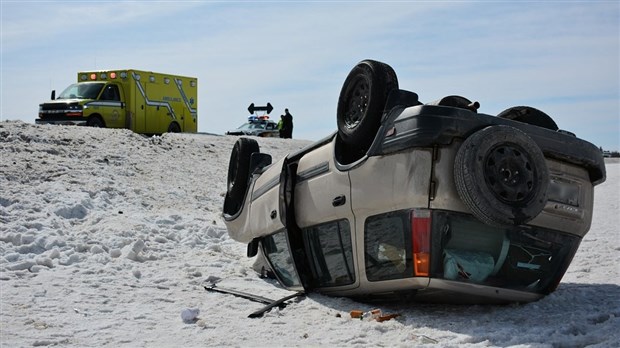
[1, 1, 618, 150]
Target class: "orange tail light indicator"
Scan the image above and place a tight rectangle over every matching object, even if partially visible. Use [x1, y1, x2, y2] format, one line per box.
[90, 73, 97, 80]
[110, 72, 117, 79]
[411, 209, 431, 277]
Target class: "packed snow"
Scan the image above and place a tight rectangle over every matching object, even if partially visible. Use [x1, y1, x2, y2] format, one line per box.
[1, 120, 619, 347]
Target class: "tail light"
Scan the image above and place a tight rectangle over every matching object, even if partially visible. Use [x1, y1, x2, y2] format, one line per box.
[411, 209, 431, 276]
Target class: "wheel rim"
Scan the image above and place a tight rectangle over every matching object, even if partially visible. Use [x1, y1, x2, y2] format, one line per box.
[343, 75, 370, 129]
[484, 144, 537, 204]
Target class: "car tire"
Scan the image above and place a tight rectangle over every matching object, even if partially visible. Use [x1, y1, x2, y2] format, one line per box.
[87, 116, 105, 128]
[454, 125, 549, 227]
[167, 122, 181, 133]
[497, 106, 558, 131]
[224, 137, 260, 215]
[337, 59, 398, 155]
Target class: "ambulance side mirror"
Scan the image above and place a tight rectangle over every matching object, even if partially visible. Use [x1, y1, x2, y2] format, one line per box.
[50, 90, 56, 100]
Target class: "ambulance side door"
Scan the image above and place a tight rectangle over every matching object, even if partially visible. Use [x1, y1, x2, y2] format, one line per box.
[132, 73, 147, 133]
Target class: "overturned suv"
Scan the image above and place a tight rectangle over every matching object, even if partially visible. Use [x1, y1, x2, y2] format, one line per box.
[222, 60, 606, 304]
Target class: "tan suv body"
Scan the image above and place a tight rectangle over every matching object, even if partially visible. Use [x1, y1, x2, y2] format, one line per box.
[223, 61, 605, 304]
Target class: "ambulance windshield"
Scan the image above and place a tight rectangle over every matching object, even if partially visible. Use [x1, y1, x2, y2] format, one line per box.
[57, 83, 105, 100]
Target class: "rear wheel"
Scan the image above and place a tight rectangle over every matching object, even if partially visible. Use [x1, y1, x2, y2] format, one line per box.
[224, 138, 260, 215]
[454, 125, 549, 227]
[167, 122, 181, 133]
[337, 60, 398, 157]
[497, 106, 558, 131]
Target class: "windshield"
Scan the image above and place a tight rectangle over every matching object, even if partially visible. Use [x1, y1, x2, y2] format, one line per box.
[57, 83, 105, 100]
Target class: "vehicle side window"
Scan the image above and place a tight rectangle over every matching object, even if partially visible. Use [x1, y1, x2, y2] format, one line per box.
[266, 123, 274, 130]
[100, 85, 120, 101]
[262, 230, 301, 288]
[365, 211, 413, 281]
[303, 220, 355, 287]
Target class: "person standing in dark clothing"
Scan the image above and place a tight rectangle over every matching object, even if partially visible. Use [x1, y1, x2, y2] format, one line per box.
[282, 108, 293, 139]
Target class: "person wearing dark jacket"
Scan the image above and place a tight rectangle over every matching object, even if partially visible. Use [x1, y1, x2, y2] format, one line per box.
[282, 109, 293, 139]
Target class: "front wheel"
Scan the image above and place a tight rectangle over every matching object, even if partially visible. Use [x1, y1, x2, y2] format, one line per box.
[337, 59, 398, 156]
[87, 116, 105, 128]
[223, 138, 260, 216]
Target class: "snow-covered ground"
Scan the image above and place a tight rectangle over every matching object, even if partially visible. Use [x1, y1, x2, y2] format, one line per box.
[1, 120, 618, 347]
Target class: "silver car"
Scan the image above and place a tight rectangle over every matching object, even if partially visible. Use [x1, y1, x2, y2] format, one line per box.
[226, 116, 280, 138]
[222, 60, 606, 304]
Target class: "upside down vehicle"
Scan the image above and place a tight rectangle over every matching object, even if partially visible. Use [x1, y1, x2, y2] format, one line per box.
[222, 60, 606, 304]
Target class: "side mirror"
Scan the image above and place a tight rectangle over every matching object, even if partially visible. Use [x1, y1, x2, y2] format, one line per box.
[50, 90, 56, 100]
[247, 238, 260, 257]
[250, 153, 272, 174]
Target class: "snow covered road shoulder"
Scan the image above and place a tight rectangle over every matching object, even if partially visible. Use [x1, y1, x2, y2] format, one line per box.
[1, 121, 619, 347]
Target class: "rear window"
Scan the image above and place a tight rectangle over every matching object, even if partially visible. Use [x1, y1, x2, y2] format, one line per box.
[362, 209, 582, 294]
[431, 211, 581, 294]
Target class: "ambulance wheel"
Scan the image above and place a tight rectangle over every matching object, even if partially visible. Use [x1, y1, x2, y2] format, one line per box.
[337, 59, 398, 155]
[224, 138, 259, 216]
[167, 122, 181, 133]
[87, 116, 105, 128]
[454, 125, 549, 227]
[497, 106, 558, 131]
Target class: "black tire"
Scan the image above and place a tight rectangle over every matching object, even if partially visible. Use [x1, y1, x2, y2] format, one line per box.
[224, 138, 259, 215]
[337, 59, 398, 154]
[454, 125, 549, 227]
[87, 116, 105, 128]
[497, 106, 558, 131]
[167, 122, 181, 133]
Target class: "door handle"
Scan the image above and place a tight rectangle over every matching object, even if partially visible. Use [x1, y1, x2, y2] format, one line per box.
[332, 195, 346, 207]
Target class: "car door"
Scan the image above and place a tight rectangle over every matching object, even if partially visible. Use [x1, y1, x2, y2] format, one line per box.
[293, 139, 359, 290]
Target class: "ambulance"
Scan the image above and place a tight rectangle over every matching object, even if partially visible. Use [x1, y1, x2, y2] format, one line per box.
[36, 70, 198, 134]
